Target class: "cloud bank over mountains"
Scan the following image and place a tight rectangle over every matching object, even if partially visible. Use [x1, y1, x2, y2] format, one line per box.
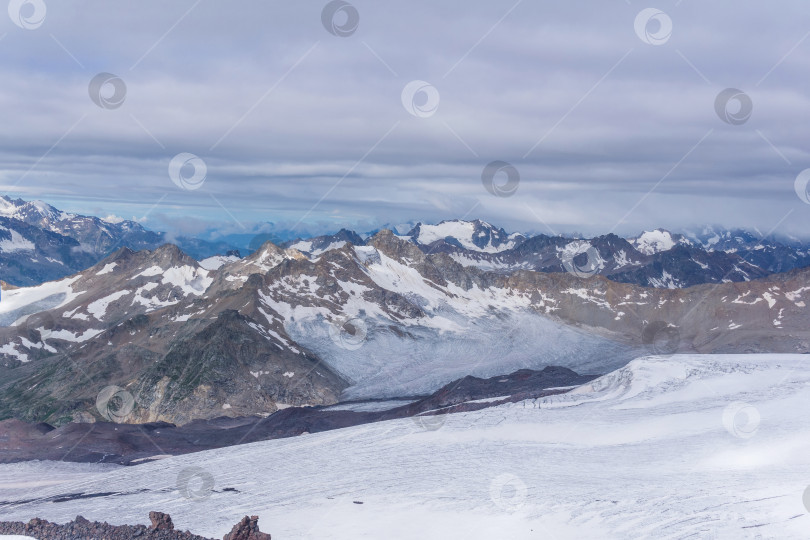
[0, 1, 809, 238]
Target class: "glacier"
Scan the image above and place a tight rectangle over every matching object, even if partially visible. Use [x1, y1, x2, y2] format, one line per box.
[1, 353, 809, 538]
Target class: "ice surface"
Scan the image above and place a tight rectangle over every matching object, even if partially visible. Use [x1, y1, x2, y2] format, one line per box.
[267, 245, 638, 397]
[1, 354, 808, 539]
[284, 310, 634, 398]
[0, 277, 81, 327]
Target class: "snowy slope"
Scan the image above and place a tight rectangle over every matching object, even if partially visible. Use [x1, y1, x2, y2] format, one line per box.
[0, 196, 68, 223]
[409, 220, 522, 253]
[629, 229, 682, 255]
[282, 309, 632, 399]
[0, 247, 219, 368]
[0, 228, 35, 253]
[0, 276, 81, 327]
[1, 354, 809, 539]
[263, 243, 635, 398]
[198, 254, 240, 270]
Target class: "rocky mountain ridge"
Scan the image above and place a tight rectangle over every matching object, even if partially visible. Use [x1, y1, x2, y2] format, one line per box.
[0, 196, 238, 286]
[280, 219, 810, 289]
[0, 229, 808, 426]
[2, 196, 809, 289]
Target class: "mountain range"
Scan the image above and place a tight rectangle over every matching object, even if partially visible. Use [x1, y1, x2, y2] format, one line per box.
[2, 196, 810, 289]
[1, 223, 808, 426]
[286, 220, 810, 289]
[0, 196, 238, 286]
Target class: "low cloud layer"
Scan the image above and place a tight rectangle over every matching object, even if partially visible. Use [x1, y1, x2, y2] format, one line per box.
[1, 0, 809, 238]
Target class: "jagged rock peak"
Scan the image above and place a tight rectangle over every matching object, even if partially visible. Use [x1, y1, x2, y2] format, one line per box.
[223, 515, 272, 540]
[366, 228, 425, 262]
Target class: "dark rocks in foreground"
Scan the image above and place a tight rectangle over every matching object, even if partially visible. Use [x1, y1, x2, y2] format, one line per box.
[150, 511, 175, 530]
[0, 511, 271, 540]
[223, 515, 272, 540]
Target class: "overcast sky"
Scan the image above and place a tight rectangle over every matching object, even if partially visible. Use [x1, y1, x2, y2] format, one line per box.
[1, 0, 809, 239]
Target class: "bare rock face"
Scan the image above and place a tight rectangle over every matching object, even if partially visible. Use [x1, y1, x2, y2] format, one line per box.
[223, 515, 271, 540]
[0, 512, 212, 539]
[150, 511, 174, 530]
[0, 512, 273, 539]
[0, 243, 348, 426]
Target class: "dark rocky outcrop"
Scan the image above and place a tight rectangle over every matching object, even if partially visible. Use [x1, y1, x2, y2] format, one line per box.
[150, 511, 175, 530]
[0, 245, 348, 426]
[223, 515, 271, 540]
[0, 511, 269, 539]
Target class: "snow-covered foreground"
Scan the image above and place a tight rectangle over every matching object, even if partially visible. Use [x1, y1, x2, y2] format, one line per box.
[2, 354, 810, 539]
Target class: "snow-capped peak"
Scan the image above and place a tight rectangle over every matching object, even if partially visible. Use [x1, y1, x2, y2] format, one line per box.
[408, 220, 522, 253]
[0, 196, 72, 223]
[630, 229, 684, 256]
[0, 195, 17, 214]
[101, 214, 126, 224]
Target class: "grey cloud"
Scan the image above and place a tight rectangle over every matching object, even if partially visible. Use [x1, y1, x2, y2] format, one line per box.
[0, 0, 808, 239]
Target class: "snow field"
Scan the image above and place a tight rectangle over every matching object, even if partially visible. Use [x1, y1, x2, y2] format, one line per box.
[1, 354, 809, 538]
